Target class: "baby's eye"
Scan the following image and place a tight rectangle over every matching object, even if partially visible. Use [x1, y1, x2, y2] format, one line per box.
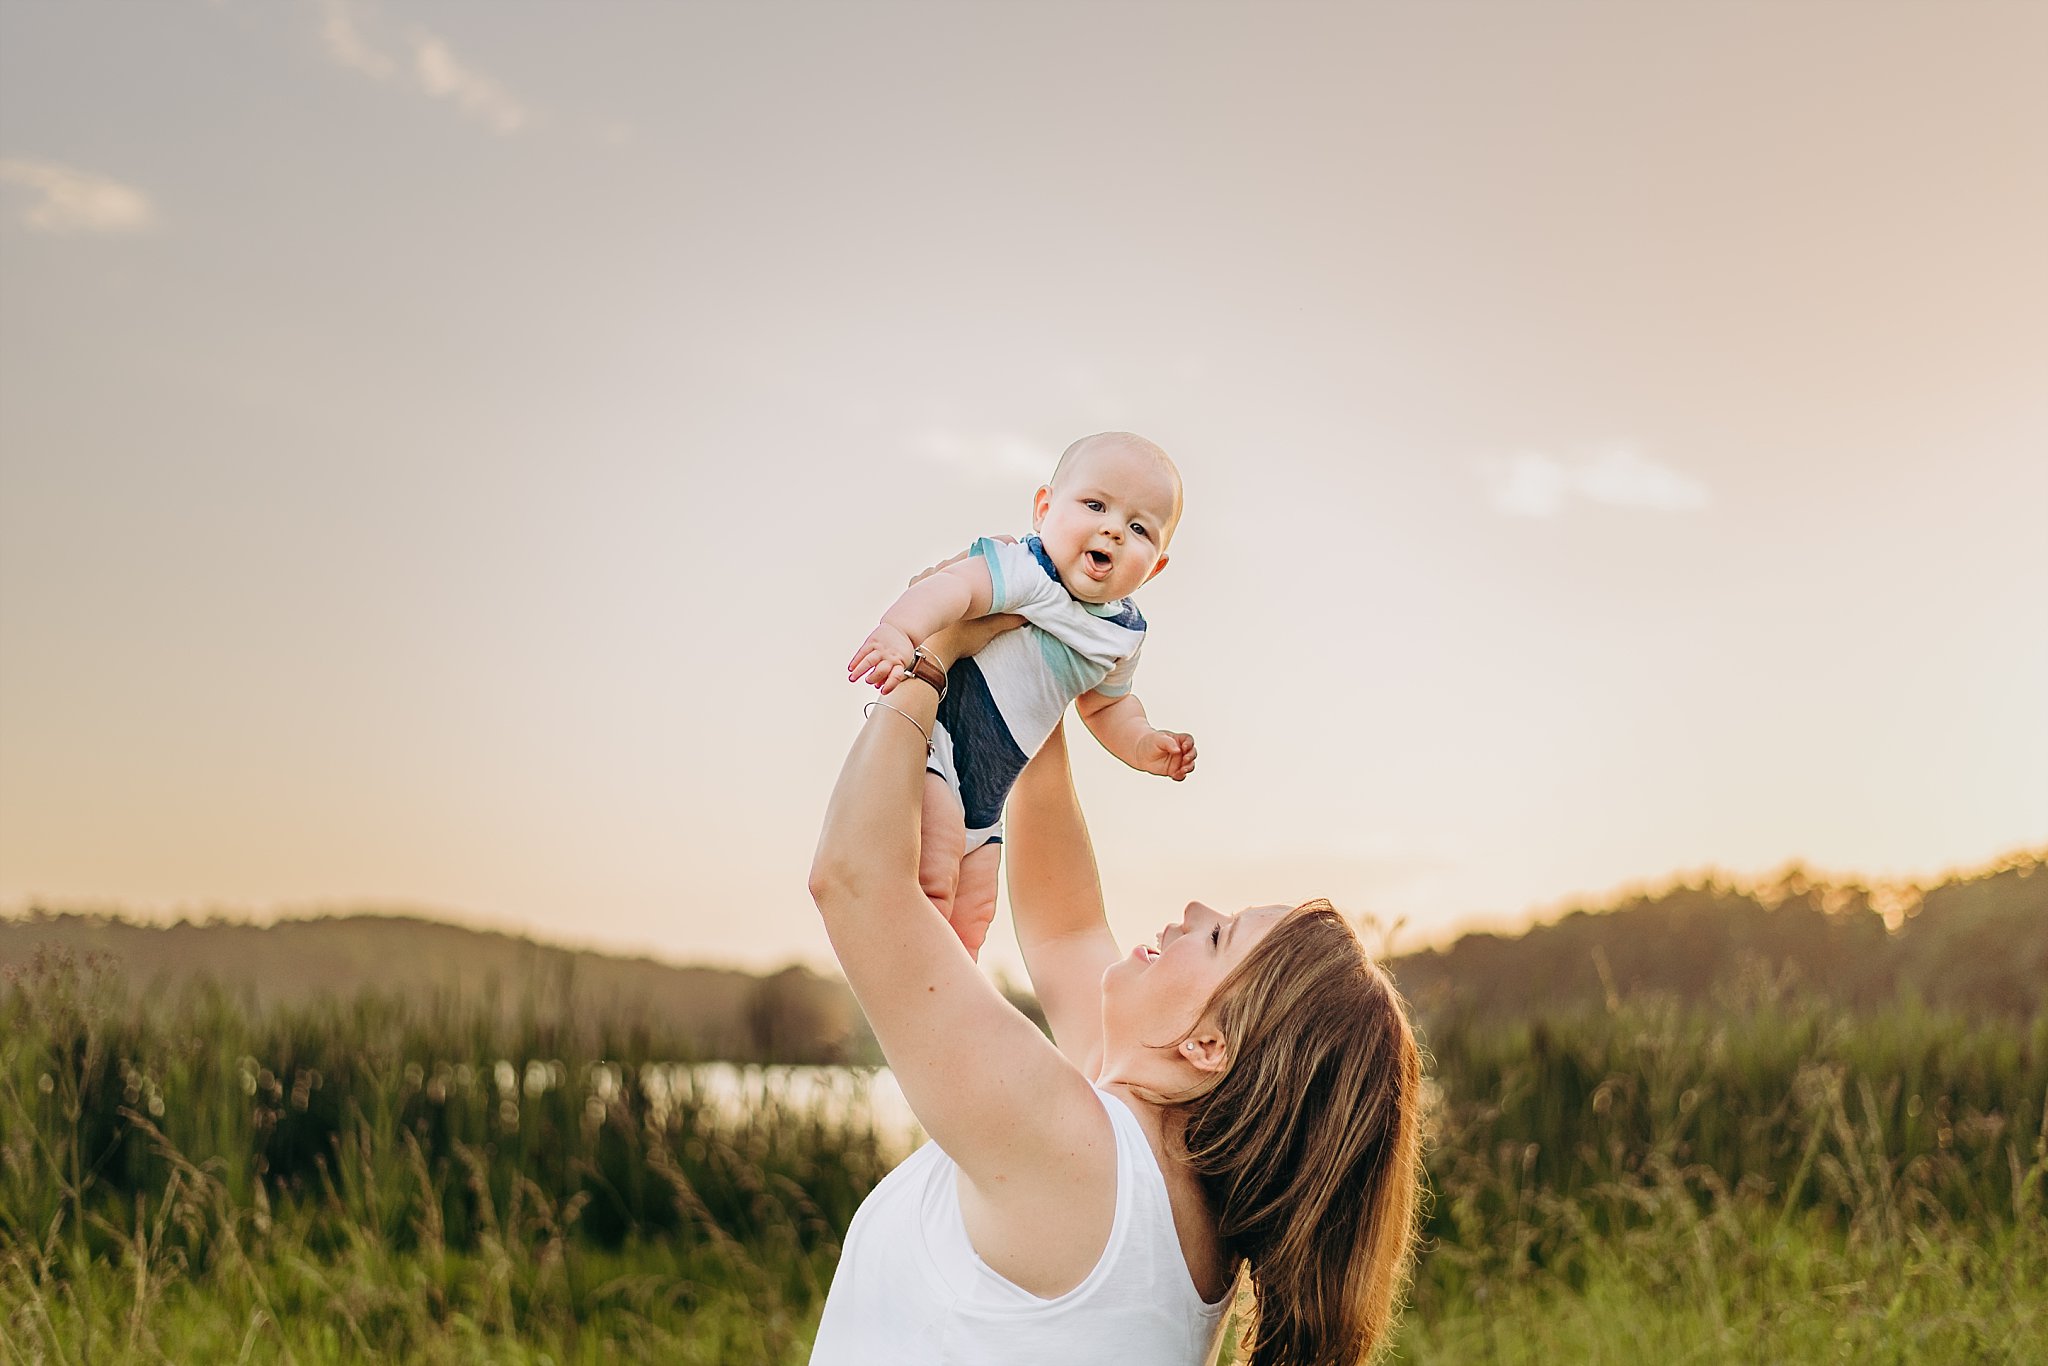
[1084, 499, 1105, 512]
[1130, 522, 1149, 539]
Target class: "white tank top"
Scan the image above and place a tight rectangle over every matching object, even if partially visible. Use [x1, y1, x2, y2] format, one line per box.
[809, 1084, 1231, 1364]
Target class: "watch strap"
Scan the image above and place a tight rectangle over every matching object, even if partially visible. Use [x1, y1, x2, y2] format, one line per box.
[905, 647, 948, 701]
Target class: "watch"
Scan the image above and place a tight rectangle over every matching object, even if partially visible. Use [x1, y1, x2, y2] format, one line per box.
[904, 647, 948, 701]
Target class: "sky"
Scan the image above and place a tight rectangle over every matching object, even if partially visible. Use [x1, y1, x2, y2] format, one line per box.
[2, 0, 2043, 981]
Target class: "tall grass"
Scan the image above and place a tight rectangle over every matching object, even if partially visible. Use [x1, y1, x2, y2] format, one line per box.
[0, 950, 888, 1361]
[3, 949, 2042, 1361]
[1396, 995, 2048, 1362]
[1415, 995, 2047, 1297]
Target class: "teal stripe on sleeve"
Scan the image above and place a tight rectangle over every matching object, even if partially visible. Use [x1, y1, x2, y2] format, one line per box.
[971, 537, 1010, 613]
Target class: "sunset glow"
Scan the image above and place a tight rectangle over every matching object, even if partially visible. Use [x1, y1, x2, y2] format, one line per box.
[2, 2, 2043, 979]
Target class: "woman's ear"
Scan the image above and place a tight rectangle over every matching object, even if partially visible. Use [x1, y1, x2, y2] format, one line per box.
[1180, 1027, 1227, 1074]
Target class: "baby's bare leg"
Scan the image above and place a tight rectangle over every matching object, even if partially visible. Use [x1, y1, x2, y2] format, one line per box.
[918, 773, 967, 923]
[951, 843, 1003, 962]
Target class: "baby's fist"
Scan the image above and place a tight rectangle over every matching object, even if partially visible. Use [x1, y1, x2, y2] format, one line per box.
[848, 624, 916, 692]
[1138, 729, 1198, 782]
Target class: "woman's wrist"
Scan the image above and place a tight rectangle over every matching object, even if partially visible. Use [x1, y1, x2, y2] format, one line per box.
[904, 647, 948, 698]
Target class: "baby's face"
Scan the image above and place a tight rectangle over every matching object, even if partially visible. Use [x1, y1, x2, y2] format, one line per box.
[1031, 441, 1180, 603]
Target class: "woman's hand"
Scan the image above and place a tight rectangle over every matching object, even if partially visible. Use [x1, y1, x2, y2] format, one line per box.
[908, 536, 1015, 588]
[923, 612, 1026, 673]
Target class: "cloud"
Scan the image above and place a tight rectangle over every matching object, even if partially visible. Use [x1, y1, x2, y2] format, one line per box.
[1478, 446, 1710, 518]
[913, 429, 1055, 483]
[318, 0, 530, 135]
[411, 33, 528, 135]
[0, 158, 156, 234]
[319, 0, 395, 80]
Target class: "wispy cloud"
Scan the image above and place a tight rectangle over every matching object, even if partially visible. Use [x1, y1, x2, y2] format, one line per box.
[913, 429, 1055, 483]
[411, 34, 527, 135]
[319, 0, 395, 80]
[0, 158, 156, 234]
[318, 0, 530, 135]
[1478, 445, 1711, 518]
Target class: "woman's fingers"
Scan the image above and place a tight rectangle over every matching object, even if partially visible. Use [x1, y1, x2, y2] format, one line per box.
[907, 548, 967, 587]
[926, 611, 1027, 666]
[906, 537, 1013, 588]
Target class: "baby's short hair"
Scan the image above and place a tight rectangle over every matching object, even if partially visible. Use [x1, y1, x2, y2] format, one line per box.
[1049, 432, 1184, 543]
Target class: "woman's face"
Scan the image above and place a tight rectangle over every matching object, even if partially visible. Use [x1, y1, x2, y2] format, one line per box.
[1102, 901, 1291, 1053]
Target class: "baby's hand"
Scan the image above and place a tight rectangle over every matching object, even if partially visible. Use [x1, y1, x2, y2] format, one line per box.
[1136, 729, 1197, 782]
[848, 624, 917, 693]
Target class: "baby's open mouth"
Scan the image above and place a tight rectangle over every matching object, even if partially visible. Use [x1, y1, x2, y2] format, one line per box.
[1085, 550, 1112, 573]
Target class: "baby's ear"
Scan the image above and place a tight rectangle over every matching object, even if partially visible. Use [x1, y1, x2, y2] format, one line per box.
[1144, 553, 1170, 584]
[1030, 484, 1052, 529]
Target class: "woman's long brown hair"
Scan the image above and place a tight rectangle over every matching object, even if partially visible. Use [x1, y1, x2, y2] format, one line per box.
[1163, 901, 1424, 1365]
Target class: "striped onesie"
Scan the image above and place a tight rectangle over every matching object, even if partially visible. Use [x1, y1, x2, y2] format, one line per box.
[927, 535, 1148, 850]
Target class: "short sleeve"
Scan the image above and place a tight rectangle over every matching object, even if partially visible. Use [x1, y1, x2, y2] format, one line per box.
[1094, 636, 1142, 698]
[971, 536, 1062, 616]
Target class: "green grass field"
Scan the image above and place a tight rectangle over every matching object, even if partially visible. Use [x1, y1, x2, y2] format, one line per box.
[3, 950, 2043, 1363]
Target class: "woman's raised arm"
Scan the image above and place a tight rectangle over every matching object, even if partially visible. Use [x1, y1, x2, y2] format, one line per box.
[808, 631, 1103, 1190]
[1004, 720, 1124, 1073]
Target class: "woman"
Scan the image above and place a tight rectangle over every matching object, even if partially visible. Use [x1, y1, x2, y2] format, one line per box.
[808, 618, 1425, 1366]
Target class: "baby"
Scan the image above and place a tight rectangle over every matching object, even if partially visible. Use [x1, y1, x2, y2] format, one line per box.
[847, 431, 1196, 960]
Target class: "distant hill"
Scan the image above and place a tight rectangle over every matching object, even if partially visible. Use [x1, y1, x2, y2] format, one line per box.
[6, 849, 2041, 1061]
[1385, 851, 2047, 1021]
[0, 912, 865, 1063]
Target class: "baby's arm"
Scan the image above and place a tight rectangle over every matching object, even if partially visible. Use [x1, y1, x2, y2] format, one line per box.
[1075, 689, 1197, 782]
[847, 557, 995, 693]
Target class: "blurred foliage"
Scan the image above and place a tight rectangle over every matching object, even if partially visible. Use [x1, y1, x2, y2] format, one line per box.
[2, 847, 2043, 1358]
[3, 945, 2043, 1359]
[0, 912, 869, 1066]
[0, 952, 894, 1360]
[1388, 849, 2046, 1021]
